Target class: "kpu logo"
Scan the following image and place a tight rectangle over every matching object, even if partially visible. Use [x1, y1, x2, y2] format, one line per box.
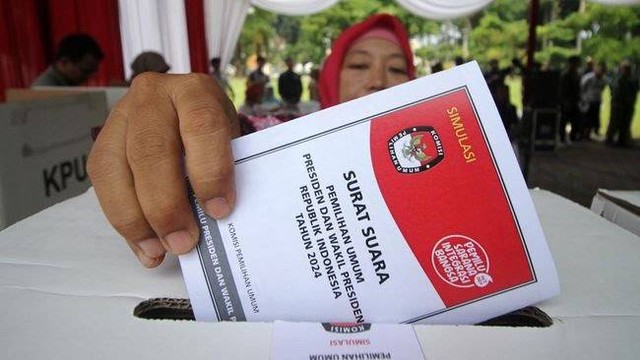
[388, 126, 444, 173]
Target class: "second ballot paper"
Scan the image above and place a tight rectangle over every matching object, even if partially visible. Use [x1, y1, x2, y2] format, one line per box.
[179, 61, 559, 324]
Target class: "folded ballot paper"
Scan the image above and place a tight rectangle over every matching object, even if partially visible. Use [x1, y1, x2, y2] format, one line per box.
[179, 61, 559, 324]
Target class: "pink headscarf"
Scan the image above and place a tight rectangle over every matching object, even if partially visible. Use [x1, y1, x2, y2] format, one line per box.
[318, 14, 415, 109]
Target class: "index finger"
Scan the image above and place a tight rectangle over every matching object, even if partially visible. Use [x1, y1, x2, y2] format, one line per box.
[168, 74, 240, 219]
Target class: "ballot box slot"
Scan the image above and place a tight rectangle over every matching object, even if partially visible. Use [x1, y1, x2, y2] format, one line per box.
[133, 298, 552, 327]
[134, 298, 195, 321]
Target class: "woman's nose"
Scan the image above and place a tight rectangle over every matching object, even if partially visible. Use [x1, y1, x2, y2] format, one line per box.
[367, 64, 387, 91]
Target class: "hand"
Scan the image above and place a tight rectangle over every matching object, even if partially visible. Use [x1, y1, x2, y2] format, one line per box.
[88, 73, 240, 268]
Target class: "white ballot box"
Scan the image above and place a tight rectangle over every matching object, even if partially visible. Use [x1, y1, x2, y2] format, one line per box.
[29, 86, 128, 110]
[591, 189, 640, 237]
[1, 188, 639, 359]
[0, 93, 107, 229]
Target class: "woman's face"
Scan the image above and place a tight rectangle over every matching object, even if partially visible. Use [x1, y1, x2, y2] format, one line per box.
[339, 37, 409, 103]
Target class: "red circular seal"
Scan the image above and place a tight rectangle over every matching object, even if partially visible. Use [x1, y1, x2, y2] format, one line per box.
[431, 235, 492, 288]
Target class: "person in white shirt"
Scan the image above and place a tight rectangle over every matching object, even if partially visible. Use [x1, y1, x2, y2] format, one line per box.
[580, 62, 608, 139]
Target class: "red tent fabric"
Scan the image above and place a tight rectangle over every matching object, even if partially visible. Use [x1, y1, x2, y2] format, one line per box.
[185, 0, 210, 74]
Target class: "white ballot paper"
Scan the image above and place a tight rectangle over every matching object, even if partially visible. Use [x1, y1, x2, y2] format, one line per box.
[179, 61, 559, 324]
[270, 321, 425, 360]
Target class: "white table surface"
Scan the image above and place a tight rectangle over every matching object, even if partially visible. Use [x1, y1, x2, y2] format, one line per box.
[1, 188, 639, 359]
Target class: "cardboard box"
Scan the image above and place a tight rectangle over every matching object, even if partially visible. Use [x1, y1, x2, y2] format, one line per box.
[8, 86, 128, 110]
[1, 188, 639, 359]
[591, 189, 640, 237]
[0, 93, 107, 229]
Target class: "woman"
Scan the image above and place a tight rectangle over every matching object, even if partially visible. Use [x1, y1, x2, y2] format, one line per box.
[319, 13, 415, 108]
[88, 14, 416, 268]
[242, 13, 414, 133]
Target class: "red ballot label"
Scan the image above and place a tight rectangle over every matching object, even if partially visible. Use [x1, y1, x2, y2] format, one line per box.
[370, 87, 534, 307]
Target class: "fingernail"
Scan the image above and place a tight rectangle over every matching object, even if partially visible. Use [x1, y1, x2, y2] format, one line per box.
[165, 230, 194, 254]
[205, 197, 231, 219]
[138, 238, 166, 258]
[137, 252, 164, 269]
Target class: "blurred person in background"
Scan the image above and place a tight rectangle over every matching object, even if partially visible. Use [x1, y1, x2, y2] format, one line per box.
[606, 60, 639, 147]
[129, 51, 170, 83]
[278, 57, 302, 112]
[238, 83, 267, 117]
[247, 55, 269, 89]
[579, 61, 607, 139]
[308, 68, 320, 102]
[211, 57, 235, 100]
[559, 56, 582, 143]
[32, 33, 104, 87]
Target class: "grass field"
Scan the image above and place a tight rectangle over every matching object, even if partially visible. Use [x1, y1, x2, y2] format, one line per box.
[230, 75, 640, 139]
[229, 76, 311, 108]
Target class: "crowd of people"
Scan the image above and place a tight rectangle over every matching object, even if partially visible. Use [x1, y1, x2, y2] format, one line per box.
[482, 54, 639, 149]
[26, 14, 639, 267]
[235, 55, 310, 132]
[558, 55, 638, 147]
[33, 27, 638, 149]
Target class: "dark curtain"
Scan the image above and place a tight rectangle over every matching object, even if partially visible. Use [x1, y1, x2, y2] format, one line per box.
[0, 0, 49, 100]
[185, 0, 209, 74]
[0, 0, 124, 101]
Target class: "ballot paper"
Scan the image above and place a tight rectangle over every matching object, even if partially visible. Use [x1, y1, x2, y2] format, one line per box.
[179, 61, 559, 324]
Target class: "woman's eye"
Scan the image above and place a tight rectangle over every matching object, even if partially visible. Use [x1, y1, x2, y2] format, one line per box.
[389, 66, 407, 75]
[347, 63, 369, 70]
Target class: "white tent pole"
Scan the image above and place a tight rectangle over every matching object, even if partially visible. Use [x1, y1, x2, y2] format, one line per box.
[204, 0, 251, 70]
[158, 0, 191, 74]
[118, 0, 191, 80]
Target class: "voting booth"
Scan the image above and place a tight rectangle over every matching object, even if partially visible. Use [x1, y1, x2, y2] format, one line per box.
[0, 93, 108, 229]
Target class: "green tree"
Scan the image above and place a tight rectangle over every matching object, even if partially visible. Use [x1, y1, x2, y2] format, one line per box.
[468, 10, 528, 68]
[235, 8, 277, 75]
[238, 0, 443, 69]
[235, 0, 640, 75]
[580, 4, 640, 67]
[273, 15, 302, 61]
[536, 3, 640, 68]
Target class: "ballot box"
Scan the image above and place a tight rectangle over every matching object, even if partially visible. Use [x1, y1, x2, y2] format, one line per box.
[8, 86, 127, 111]
[0, 93, 107, 229]
[1, 189, 639, 359]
